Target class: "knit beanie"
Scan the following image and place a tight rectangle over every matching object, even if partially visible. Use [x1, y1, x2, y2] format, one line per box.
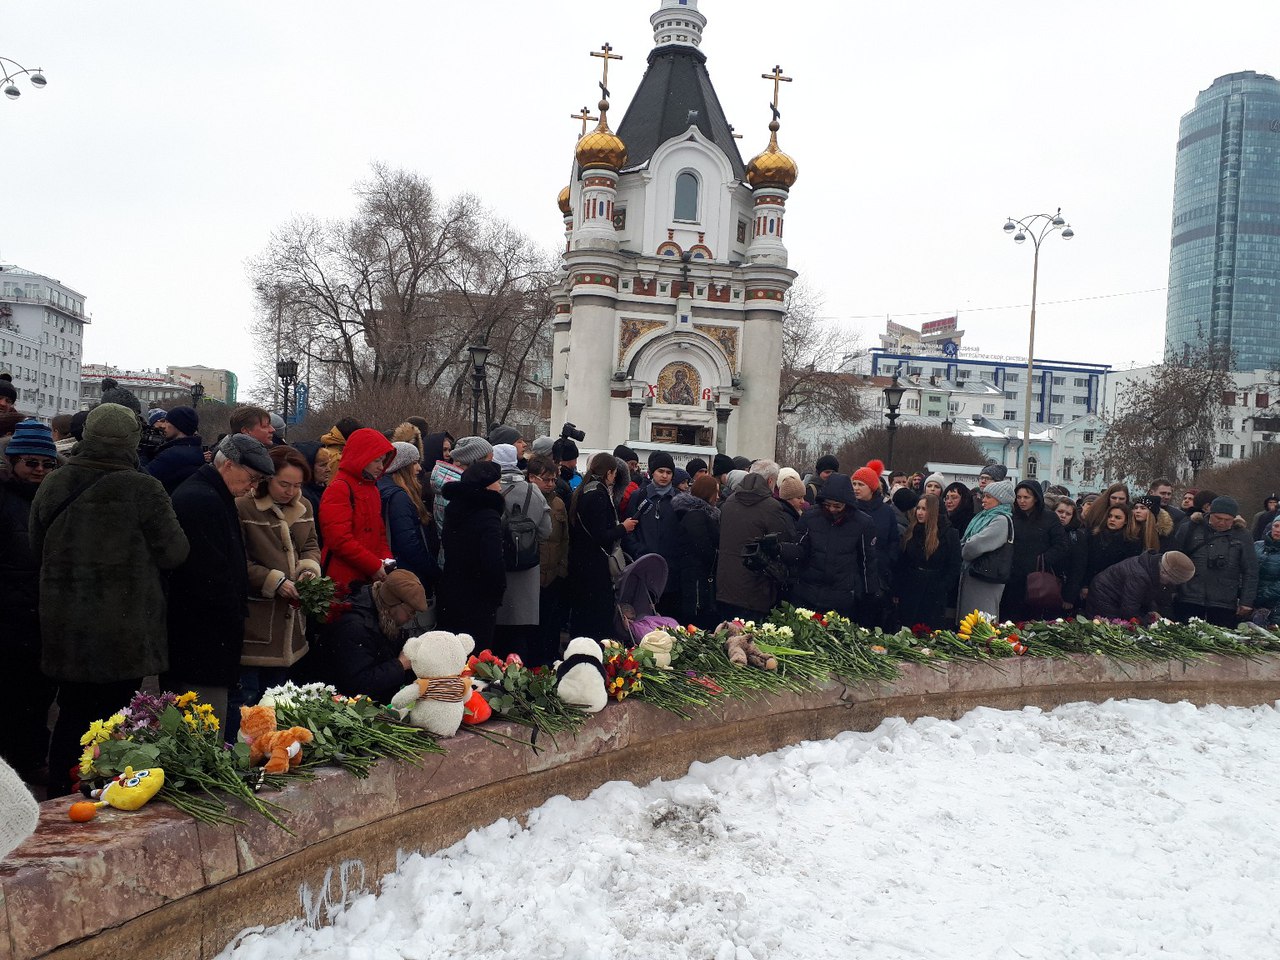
[98, 377, 142, 415]
[1159, 550, 1196, 584]
[378, 569, 428, 613]
[5, 419, 56, 460]
[685, 457, 708, 476]
[147, 408, 168, 427]
[270, 413, 287, 436]
[493, 443, 519, 470]
[613, 444, 639, 463]
[983, 479, 1016, 505]
[892, 487, 920, 513]
[852, 459, 885, 491]
[732, 456, 752, 471]
[488, 424, 522, 446]
[648, 450, 676, 474]
[552, 437, 579, 462]
[461, 460, 502, 488]
[531, 436, 555, 456]
[815, 454, 839, 474]
[979, 463, 1008, 481]
[925, 472, 946, 489]
[779, 475, 806, 500]
[1209, 495, 1239, 517]
[84, 402, 141, 447]
[0, 377, 16, 404]
[451, 436, 493, 466]
[712, 453, 734, 477]
[386, 441, 421, 475]
[69, 410, 89, 441]
[778, 466, 801, 487]
[165, 405, 199, 437]
[1135, 495, 1162, 517]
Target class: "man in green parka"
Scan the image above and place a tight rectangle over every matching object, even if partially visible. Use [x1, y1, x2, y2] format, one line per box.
[29, 402, 189, 798]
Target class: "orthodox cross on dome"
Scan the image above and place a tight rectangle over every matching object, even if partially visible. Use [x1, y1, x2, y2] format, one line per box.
[590, 42, 624, 110]
[762, 64, 792, 127]
[571, 105, 599, 137]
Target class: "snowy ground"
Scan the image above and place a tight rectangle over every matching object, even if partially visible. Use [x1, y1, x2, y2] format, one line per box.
[221, 700, 1280, 960]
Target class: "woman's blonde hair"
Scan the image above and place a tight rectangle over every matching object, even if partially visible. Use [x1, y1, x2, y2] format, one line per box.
[392, 465, 431, 523]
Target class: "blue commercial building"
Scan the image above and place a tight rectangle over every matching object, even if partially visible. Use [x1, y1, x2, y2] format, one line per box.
[1165, 71, 1280, 372]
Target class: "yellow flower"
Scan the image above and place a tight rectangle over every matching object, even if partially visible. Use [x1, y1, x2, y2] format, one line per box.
[78, 746, 96, 778]
[182, 713, 197, 729]
[203, 714, 220, 732]
[80, 720, 106, 747]
[175, 691, 198, 708]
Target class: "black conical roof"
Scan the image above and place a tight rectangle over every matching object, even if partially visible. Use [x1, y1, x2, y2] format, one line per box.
[615, 44, 746, 180]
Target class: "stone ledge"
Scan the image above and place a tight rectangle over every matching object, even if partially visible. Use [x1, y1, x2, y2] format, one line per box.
[4, 653, 1279, 960]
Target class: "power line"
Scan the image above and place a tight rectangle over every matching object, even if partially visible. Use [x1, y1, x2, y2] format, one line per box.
[818, 285, 1168, 322]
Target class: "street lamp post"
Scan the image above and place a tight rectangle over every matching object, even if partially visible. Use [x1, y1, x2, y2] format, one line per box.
[1, 57, 47, 100]
[1187, 446, 1206, 481]
[882, 375, 906, 468]
[276, 358, 299, 422]
[1002, 208, 1074, 480]
[466, 344, 492, 437]
[190, 382, 205, 405]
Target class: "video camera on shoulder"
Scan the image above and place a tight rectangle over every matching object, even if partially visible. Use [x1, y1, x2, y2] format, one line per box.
[741, 533, 788, 583]
[560, 422, 586, 443]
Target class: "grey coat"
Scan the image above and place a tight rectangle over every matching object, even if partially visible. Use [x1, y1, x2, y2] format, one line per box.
[957, 514, 1012, 623]
[495, 470, 552, 626]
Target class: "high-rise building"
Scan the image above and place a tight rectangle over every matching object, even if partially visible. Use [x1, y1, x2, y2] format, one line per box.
[1165, 71, 1280, 372]
[0, 263, 89, 421]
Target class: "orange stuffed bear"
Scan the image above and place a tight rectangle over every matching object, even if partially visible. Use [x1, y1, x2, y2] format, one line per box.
[238, 705, 314, 774]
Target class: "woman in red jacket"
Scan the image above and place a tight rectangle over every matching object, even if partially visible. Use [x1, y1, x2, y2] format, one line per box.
[319, 428, 395, 593]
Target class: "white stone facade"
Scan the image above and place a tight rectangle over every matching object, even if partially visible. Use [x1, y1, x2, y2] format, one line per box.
[0, 264, 88, 421]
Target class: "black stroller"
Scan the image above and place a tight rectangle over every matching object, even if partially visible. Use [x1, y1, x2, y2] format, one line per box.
[614, 553, 683, 644]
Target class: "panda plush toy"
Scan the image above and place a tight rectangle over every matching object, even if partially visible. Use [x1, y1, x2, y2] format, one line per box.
[554, 637, 608, 713]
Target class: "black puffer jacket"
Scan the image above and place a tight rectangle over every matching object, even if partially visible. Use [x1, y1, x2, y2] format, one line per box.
[673, 491, 720, 626]
[1085, 527, 1142, 586]
[854, 492, 900, 596]
[1085, 551, 1170, 620]
[437, 480, 506, 644]
[313, 585, 413, 704]
[790, 474, 877, 618]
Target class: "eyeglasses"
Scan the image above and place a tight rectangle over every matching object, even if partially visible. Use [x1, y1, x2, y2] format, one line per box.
[18, 458, 57, 471]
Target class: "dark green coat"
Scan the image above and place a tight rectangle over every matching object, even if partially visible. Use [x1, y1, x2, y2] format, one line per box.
[29, 403, 189, 683]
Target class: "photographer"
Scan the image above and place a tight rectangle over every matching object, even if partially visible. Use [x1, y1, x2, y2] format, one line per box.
[144, 406, 204, 494]
[1173, 495, 1257, 626]
[716, 459, 796, 622]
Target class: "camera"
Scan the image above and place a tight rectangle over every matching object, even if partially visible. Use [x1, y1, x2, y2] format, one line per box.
[741, 533, 787, 583]
[560, 422, 586, 443]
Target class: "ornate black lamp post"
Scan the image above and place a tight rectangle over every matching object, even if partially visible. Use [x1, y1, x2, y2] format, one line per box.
[190, 382, 205, 405]
[276, 358, 299, 422]
[1187, 446, 1206, 480]
[467, 344, 492, 437]
[882, 375, 906, 468]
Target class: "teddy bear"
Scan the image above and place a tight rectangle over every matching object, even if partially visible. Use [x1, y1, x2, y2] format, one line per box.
[718, 621, 778, 671]
[238, 705, 315, 774]
[555, 636, 608, 713]
[390, 630, 476, 737]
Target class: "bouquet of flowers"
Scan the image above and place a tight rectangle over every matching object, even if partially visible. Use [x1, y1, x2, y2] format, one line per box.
[466, 651, 587, 735]
[956, 610, 1027, 656]
[293, 576, 343, 622]
[600, 642, 644, 701]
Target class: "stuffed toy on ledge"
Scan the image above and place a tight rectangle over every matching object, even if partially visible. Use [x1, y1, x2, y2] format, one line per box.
[239, 705, 314, 774]
[717, 621, 778, 671]
[555, 636, 608, 713]
[390, 630, 476, 737]
[69, 767, 165, 822]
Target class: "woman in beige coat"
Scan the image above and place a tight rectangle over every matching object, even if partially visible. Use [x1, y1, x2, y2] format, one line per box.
[234, 445, 322, 712]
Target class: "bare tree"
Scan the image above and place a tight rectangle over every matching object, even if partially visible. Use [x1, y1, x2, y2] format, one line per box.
[1098, 341, 1235, 484]
[835, 425, 987, 475]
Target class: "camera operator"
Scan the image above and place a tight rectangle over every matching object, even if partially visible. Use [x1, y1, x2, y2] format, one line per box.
[716, 459, 796, 622]
[144, 406, 204, 495]
[138, 409, 167, 466]
[553, 423, 585, 497]
[1172, 495, 1257, 626]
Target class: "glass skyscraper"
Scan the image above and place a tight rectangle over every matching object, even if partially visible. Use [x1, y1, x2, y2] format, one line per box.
[1165, 70, 1280, 372]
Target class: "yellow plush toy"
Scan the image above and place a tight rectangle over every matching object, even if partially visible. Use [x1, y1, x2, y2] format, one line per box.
[69, 767, 165, 821]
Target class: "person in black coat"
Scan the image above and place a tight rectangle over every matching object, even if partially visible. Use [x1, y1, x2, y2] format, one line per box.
[164, 437, 275, 726]
[673, 476, 721, 628]
[292, 440, 329, 541]
[625, 451, 683, 615]
[437, 461, 507, 650]
[1082, 503, 1142, 603]
[143, 406, 204, 495]
[310, 571, 426, 704]
[1084, 550, 1195, 621]
[1051, 496, 1089, 613]
[943, 481, 975, 537]
[568, 453, 637, 639]
[850, 461, 900, 628]
[789, 473, 879, 621]
[999, 480, 1069, 622]
[894, 493, 961, 630]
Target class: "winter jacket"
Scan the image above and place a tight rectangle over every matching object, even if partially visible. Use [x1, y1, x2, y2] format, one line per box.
[314, 585, 413, 705]
[438, 480, 507, 643]
[495, 469, 551, 627]
[854, 493, 899, 596]
[377, 474, 438, 588]
[1059, 526, 1089, 609]
[673, 491, 721, 626]
[1000, 482, 1069, 619]
[957, 508, 1013, 622]
[166, 464, 251, 686]
[539, 489, 570, 588]
[1085, 551, 1171, 621]
[1252, 509, 1280, 543]
[1173, 515, 1259, 611]
[319, 429, 394, 591]
[1085, 528, 1142, 587]
[236, 491, 321, 668]
[144, 434, 205, 494]
[319, 425, 350, 475]
[626, 480, 682, 574]
[895, 523, 962, 630]
[1255, 532, 1280, 623]
[0, 476, 42, 646]
[790, 474, 877, 618]
[292, 440, 327, 545]
[716, 472, 797, 615]
[30, 403, 189, 683]
[567, 478, 629, 638]
[429, 459, 464, 552]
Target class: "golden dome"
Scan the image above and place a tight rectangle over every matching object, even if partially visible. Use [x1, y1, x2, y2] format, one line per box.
[557, 184, 572, 216]
[575, 125, 628, 171]
[746, 122, 799, 190]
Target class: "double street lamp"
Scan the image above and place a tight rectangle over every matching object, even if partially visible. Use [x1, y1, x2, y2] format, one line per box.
[882, 374, 906, 468]
[467, 344, 491, 437]
[276, 358, 299, 423]
[1002, 209, 1074, 480]
[1, 57, 47, 100]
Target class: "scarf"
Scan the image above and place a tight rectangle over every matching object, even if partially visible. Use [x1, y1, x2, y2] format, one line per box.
[963, 503, 1012, 541]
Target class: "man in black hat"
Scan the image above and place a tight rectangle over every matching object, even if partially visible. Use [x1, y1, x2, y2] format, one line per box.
[0, 373, 17, 415]
[165, 434, 276, 726]
[613, 444, 643, 484]
[626, 450, 683, 615]
[712, 453, 735, 485]
[805, 454, 839, 504]
[145, 405, 205, 494]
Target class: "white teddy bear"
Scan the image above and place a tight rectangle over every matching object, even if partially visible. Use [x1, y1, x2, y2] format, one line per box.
[554, 636, 608, 714]
[390, 630, 476, 737]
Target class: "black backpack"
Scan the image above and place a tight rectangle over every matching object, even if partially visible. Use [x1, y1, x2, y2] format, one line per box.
[502, 482, 540, 572]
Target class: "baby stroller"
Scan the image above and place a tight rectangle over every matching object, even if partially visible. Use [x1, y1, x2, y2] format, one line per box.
[614, 553, 683, 645]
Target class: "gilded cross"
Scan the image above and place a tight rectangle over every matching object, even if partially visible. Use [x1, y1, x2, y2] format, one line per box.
[761, 64, 792, 121]
[571, 105, 599, 137]
[591, 42, 623, 101]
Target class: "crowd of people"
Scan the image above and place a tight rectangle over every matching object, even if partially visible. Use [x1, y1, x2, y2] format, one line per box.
[0, 368, 1270, 799]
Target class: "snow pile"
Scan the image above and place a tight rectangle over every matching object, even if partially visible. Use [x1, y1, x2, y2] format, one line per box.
[221, 700, 1280, 960]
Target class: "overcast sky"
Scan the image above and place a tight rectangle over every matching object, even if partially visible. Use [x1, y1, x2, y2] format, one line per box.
[3, 0, 1277, 394]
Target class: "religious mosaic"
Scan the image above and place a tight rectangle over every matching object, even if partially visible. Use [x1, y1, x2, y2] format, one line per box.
[656, 361, 701, 406]
[617, 318, 665, 366]
[694, 323, 739, 373]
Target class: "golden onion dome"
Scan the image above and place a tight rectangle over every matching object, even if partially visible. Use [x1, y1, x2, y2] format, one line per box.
[746, 121, 799, 190]
[575, 126, 628, 171]
[557, 184, 572, 216]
